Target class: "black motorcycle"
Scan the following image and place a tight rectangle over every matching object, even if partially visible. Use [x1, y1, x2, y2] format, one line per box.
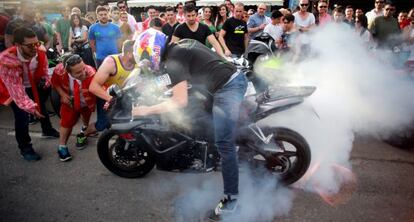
[97, 70, 315, 185]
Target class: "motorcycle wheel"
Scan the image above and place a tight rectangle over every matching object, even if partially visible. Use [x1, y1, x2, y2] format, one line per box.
[97, 129, 156, 178]
[247, 127, 311, 185]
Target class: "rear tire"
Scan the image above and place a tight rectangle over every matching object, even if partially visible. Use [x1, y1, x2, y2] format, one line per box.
[97, 130, 155, 178]
[245, 127, 311, 185]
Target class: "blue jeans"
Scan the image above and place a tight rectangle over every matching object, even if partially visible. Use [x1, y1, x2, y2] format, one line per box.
[95, 98, 109, 131]
[213, 72, 247, 195]
[10, 87, 54, 153]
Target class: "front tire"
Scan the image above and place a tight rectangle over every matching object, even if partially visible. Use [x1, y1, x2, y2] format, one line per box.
[97, 130, 155, 178]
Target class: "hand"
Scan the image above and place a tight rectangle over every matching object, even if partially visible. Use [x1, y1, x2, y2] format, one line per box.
[224, 49, 232, 57]
[259, 24, 266, 30]
[132, 105, 151, 117]
[103, 97, 115, 111]
[56, 45, 63, 54]
[33, 109, 45, 119]
[61, 93, 72, 106]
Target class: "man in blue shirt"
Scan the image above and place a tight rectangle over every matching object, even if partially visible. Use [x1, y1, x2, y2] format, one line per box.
[247, 3, 271, 39]
[89, 6, 122, 68]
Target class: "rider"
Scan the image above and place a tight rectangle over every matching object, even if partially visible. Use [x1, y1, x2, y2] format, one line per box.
[89, 39, 137, 132]
[131, 29, 247, 219]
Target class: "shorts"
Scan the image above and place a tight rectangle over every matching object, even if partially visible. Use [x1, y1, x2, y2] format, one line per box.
[60, 103, 92, 128]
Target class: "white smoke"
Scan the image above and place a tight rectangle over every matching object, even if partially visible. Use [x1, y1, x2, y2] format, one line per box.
[168, 23, 414, 221]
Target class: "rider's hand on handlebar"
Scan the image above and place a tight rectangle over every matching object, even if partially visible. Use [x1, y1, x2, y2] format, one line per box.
[103, 96, 115, 111]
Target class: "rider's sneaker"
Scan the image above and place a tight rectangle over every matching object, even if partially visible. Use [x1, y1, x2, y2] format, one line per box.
[75, 133, 87, 150]
[57, 146, 72, 162]
[207, 196, 239, 221]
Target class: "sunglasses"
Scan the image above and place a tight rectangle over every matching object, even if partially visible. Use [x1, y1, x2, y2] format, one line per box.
[385, 8, 395, 11]
[118, 5, 126, 9]
[300, 4, 309, 7]
[319, 5, 327, 8]
[21, 42, 41, 48]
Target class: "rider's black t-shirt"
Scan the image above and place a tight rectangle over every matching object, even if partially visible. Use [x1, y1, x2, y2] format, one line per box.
[222, 17, 248, 55]
[162, 39, 236, 93]
[172, 22, 212, 45]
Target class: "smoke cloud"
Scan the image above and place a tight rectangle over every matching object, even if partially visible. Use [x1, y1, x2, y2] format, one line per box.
[167, 24, 414, 221]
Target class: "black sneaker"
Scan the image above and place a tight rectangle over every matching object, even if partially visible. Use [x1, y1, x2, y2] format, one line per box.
[21, 149, 41, 161]
[75, 133, 87, 150]
[28, 115, 38, 125]
[41, 128, 60, 138]
[57, 147, 72, 162]
[207, 197, 239, 221]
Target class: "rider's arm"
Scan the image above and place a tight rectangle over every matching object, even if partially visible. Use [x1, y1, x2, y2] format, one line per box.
[244, 33, 249, 53]
[89, 57, 115, 102]
[132, 80, 188, 116]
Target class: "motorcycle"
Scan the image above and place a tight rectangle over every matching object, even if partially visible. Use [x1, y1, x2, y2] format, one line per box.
[97, 61, 315, 185]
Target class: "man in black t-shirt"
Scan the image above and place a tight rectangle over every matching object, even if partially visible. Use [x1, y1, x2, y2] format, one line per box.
[171, 3, 225, 57]
[132, 35, 247, 218]
[219, 2, 249, 57]
[4, 2, 49, 49]
[162, 7, 179, 43]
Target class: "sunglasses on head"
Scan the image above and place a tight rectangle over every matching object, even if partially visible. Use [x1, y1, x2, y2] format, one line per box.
[22, 42, 41, 48]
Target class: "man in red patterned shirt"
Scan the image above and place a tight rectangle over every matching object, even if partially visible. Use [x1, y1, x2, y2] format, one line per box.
[0, 27, 59, 161]
[51, 54, 96, 161]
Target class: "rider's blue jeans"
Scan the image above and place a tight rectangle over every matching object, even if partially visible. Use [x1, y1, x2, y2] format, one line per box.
[213, 72, 247, 196]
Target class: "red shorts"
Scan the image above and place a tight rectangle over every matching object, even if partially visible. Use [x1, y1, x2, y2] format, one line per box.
[60, 103, 92, 128]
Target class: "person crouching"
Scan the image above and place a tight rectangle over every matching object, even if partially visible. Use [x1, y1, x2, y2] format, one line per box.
[51, 54, 96, 161]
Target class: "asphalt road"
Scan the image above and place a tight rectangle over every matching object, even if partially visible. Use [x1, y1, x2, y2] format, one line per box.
[0, 107, 413, 222]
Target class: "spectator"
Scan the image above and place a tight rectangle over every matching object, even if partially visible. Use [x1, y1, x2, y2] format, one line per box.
[280, 13, 298, 52]
[149, 17, 163, 31]
[316, 0, 331, 26]
[243, 11, 249, 23]
[247, 3, 271, 39]
[219, 2, 249, 57]
[5, 2, 49, 49]
[89, 6, 121, 68]
[215, 4, 229, 32]
[56, 6, 72, 53]
[89, 40, 137, 133]
[225, 0, 235, 17]
[176, 2, 186, 23]
[355, 8, 364, 18]
[68, 14, 88, 53]
[201, 6, 217, 48]
[171, 3, 225, 57]
[119, 11, 133, 44]
[344, 5, 355, 27]
[264, 10, 283, 42]
[366, 0, 385, 27]
[159, 12, 166, 22]
[398, 11, 410, 29]
[369, 2, 400, 49]
[85, 12, 96, 25]
[333, 6, 345, 23]
[0, 27, 60, 161]
[355, 14, 373, 47]
[292, 0, 315, 32]
[402, 8, 414, 64]
[71, 7, 92, 28]
[117, 0, 137, 33]
[51, 54, 96, 161]
[0, 12, 9, 51]
[34, 11, 55, 49]
[110, 6, 121, 26]
[142, 5, 157, 31]
[162, 7, 179, 43]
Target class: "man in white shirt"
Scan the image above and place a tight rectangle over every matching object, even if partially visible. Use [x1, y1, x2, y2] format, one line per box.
[292, 0, 315, 32]
[366, 0, 385, 27]
[264, 10, 283, 42]
[117, 0, 137, 33]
